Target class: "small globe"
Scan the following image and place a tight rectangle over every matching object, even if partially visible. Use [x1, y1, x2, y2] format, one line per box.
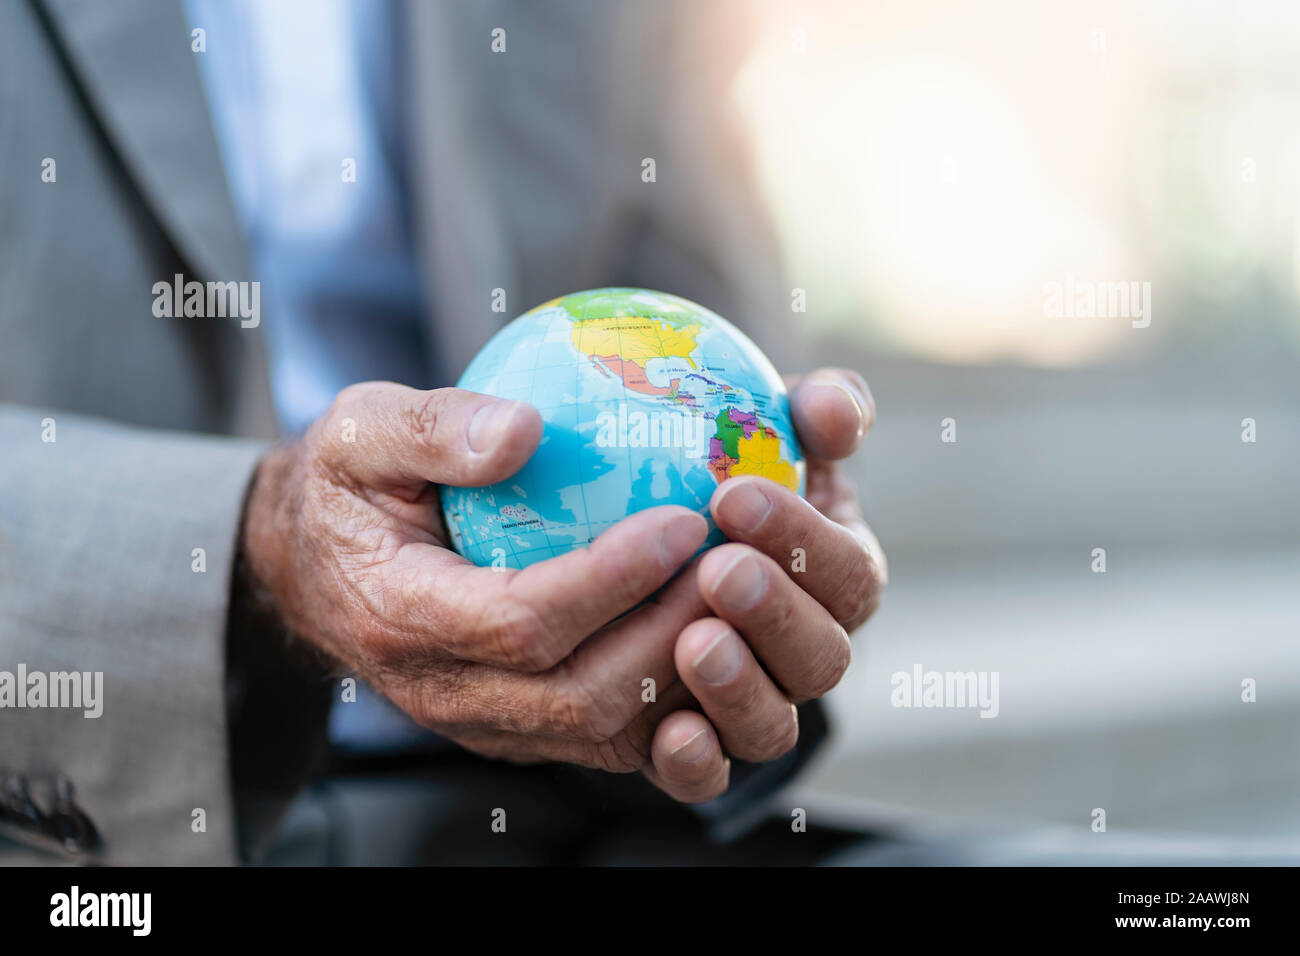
[441, 288, 804, 570]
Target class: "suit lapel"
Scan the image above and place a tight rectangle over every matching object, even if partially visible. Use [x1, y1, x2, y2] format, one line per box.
[401, 0, 515, 385]
[38, 0, 249, 284]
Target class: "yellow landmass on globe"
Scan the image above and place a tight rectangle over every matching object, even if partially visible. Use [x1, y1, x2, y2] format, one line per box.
[570, 314, 699, 369]
[728, 428, 800, 491]
[530, 296, 564, 312]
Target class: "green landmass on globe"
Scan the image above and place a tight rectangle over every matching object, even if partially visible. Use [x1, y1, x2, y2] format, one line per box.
[441, 288, 804, 570]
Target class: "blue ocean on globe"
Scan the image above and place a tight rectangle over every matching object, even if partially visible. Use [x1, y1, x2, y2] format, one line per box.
[441, 288, 804, 570]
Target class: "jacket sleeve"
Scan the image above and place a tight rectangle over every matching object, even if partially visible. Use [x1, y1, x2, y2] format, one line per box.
[0, 405, 329, 864]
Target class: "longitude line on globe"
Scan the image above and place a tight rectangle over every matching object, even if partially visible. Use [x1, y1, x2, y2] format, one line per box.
[576, 293, 599, 549]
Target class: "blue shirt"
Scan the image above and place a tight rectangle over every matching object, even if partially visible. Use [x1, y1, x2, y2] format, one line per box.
[188, 0, 436, 751]
[186, 0, 429, 436]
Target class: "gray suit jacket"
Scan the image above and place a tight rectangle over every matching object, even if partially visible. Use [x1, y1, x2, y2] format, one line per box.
[0, 0, 793, 864]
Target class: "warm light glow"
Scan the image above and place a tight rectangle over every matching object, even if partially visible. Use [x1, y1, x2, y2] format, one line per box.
[733, 0, 1300, 366]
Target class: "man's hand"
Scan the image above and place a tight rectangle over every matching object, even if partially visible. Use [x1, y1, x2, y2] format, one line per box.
[241, 382, 723, 786]
[240, 369, 885, 804]
[643, 369, 887, 802]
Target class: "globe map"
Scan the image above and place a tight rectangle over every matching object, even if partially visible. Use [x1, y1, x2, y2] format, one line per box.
[441, 288, 804, 570]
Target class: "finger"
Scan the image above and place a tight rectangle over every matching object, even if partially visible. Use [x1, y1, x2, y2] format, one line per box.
[646, 711, 730, 804]
[315, 381, 543, 489]
[697, 543, 851, 702]
[418, 558, 710, 742]
[787, 368, 874, 461]
[675, 619, 799, 762]
[542, 556, 711, 740]
[711, 475, 884, 631]
[435, 680, 699, 775]
[379, 505, 709, 670]
[806, 460, 890, 593]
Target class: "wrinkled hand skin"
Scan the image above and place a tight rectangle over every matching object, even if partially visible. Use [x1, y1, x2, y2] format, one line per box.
[241, 370, 885, 804]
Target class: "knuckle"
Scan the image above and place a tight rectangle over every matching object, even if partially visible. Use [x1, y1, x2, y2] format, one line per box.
[404, 388, 446, 448]
[800, 629, 853, 700]
[746, 723, 799, 763]
[589, 737, 646, 774]
[729, 697, 799, 762]
[830, 542, 883, 629]
[761, 589, 799, 642]
[324, 383, 372, 433]
[720, 680, 770, 725]
[314, 384, 372, 461]
[332, 381, 373, 410]
[546, 669, 626, 743]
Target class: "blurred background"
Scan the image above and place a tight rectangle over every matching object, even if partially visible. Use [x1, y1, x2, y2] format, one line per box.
[733, 0, 1300, 854]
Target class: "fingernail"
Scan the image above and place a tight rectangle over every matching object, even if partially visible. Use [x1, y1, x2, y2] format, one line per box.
[659, 512, 708, 570]
[468, 401, 522, 454]
[710, 551, 766, 612]
[693, 627, 743, 686]
[670, 728, 711, 764]
[716, 480, 772, 534]
[806, 373, 869, 439]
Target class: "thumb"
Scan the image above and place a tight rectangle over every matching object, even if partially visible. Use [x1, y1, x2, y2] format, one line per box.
[788, 368, 875, 462]
[315, 382, 543, 489]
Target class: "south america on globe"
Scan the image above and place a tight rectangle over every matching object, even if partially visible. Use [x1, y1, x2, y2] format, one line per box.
[441, 288, 804, 570]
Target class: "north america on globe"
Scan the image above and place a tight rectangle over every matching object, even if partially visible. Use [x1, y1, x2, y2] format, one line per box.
[441, 288, 804, 570]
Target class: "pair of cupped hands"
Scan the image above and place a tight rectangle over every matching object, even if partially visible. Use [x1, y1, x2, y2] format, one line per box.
[242, 367, 886, 803]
